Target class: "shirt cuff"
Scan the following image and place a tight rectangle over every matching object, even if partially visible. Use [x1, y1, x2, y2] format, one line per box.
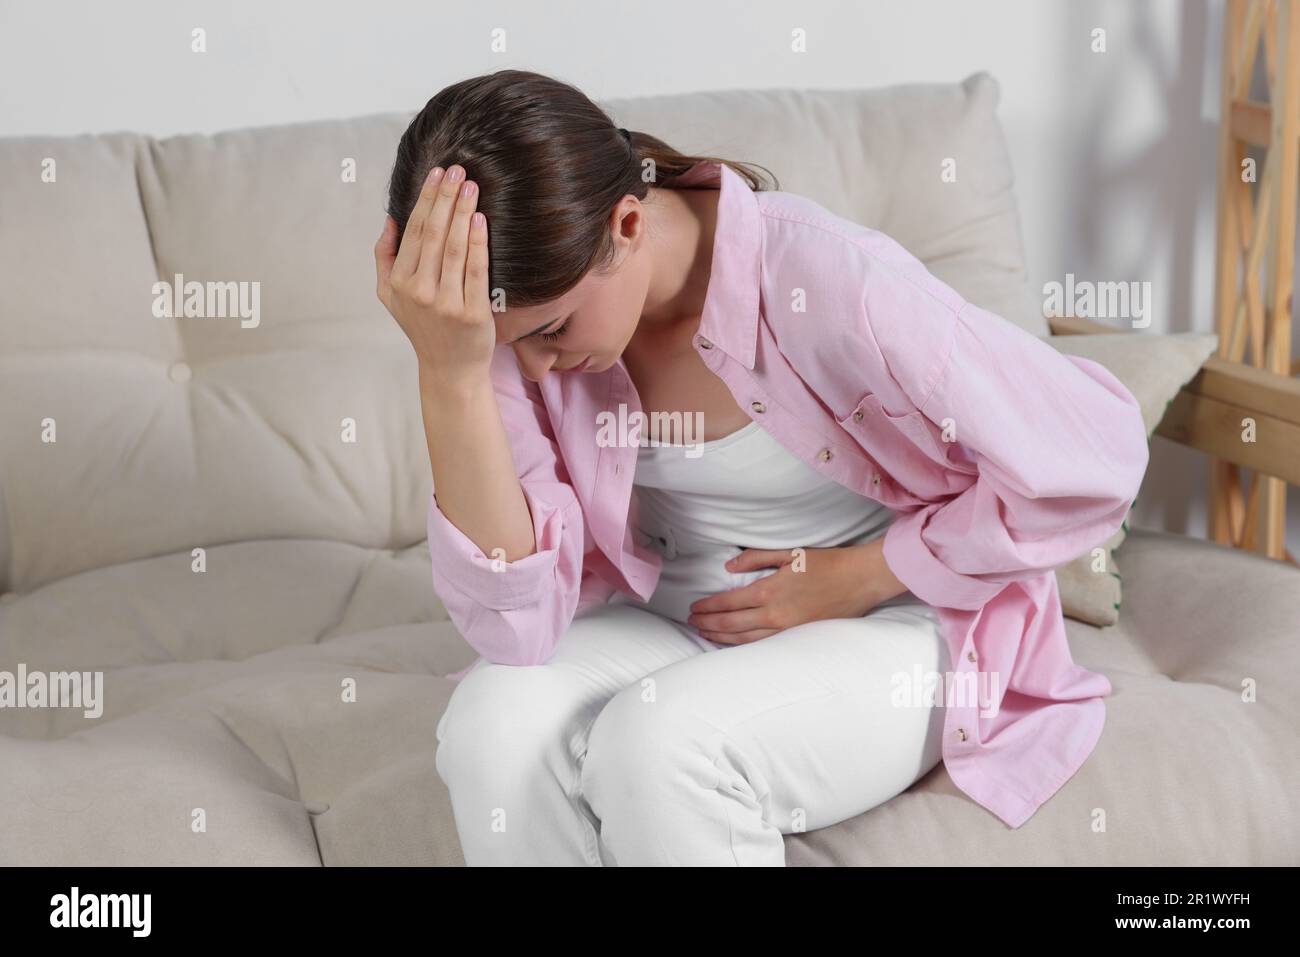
[426, 483, 564, 611]
[881, 507, 1007, 611]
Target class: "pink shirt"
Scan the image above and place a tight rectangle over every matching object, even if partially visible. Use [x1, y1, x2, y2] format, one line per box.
[426, 159, 1148, 829]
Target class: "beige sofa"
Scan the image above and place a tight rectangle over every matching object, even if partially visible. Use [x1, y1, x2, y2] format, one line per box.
[2, 72, 1297, 865]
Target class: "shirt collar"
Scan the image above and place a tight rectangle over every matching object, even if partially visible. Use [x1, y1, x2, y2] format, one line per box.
[670, 160, 762, 371]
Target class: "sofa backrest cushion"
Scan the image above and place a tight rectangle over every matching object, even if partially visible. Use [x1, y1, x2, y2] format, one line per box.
[0, 72, 1039, 592]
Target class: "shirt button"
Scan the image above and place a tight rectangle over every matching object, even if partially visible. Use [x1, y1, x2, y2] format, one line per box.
[750, 400, 766, 413]
[955, 727, 968, 742]
[871, 475, 880, 485]
[967, 650, 977, 662]
[817, 447, 833, 462]
[697, 337, 713, 349]
[852, 409, 864, 422]
[168, 361, 192, 383]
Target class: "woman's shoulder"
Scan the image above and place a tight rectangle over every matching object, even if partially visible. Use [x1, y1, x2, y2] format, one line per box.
[755, 186, 967, 320]
[753, 187, 964, 414]
[756, 188, 934, 278]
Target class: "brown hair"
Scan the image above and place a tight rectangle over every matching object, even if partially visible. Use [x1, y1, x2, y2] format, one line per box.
[384, 69, 778, 308]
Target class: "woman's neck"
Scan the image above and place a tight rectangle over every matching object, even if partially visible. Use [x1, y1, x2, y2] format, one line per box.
[636, 184, 720, 336]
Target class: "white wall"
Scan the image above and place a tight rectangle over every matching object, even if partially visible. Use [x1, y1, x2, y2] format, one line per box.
[2, 0, 1294, 553]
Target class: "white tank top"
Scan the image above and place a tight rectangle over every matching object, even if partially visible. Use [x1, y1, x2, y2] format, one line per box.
[619, 419, 921, 631]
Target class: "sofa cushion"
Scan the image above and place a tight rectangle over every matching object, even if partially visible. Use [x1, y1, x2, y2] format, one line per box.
[784, 528, 1300, 865]
[0, 72, 1040, 597]
[0, 538, 473, 865]
[605, 71, 1044, 337]
[0, 118, 427, 594]
[3, 528, 1296, 865]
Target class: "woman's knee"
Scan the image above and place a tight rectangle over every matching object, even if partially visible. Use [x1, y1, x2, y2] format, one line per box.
[434, 662, 592, 787]
[579, 678, 709, 809]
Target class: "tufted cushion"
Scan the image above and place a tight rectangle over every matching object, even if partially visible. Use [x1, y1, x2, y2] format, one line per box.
[2, 529, 1296, 864]
[606, 71, 1044, 338]
[785, 529, 1300, 865]
[0, 119, 430, 594]
[0, 72, 1036, 597]
[0, 538, 476, 865]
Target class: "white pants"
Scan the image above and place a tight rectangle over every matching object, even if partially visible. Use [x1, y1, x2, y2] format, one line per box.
[434, 596, 950, 866]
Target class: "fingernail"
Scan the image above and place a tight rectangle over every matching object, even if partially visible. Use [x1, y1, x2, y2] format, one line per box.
[426, 166, 443, 184]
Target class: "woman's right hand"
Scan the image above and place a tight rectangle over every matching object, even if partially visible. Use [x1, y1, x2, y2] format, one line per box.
[374, 164, 496, 388]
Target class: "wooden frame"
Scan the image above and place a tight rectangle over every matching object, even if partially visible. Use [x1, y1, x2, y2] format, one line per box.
[1050, 314, 1300, 566]
[1211, 0, 1298, 559]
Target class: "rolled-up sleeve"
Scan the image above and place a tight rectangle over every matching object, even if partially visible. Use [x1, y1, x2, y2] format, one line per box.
[425, 348, 587, 665]
[876, 272, 1150, 611]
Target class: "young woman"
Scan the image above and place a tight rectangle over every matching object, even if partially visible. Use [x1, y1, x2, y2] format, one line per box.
[374, 70, 1148, 866]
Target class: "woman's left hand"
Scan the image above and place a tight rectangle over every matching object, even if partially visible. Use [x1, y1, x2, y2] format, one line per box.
[686, 542, 905, 644]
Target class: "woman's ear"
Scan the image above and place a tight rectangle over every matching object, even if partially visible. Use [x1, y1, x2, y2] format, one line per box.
[612, 195, 644, 243]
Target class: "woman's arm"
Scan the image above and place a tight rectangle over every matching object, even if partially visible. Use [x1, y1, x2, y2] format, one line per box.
[421, 348, 589, 666]
[376, 165, 585, 665]
[688, 539, 910, 643]
[851, 538, 909, 603]
[419, 368, 534, 564]
[871, 286, 1149, 611]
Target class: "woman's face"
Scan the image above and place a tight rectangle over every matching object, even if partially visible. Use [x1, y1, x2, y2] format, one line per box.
[495, 196, 653, 382]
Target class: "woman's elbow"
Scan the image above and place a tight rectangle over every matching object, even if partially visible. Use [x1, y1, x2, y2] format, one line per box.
[459, 590, 579, 667]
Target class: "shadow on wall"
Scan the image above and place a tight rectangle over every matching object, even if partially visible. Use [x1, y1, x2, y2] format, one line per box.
[1061, 0, 1211, 338]
[1059, 0, 1215, 544]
